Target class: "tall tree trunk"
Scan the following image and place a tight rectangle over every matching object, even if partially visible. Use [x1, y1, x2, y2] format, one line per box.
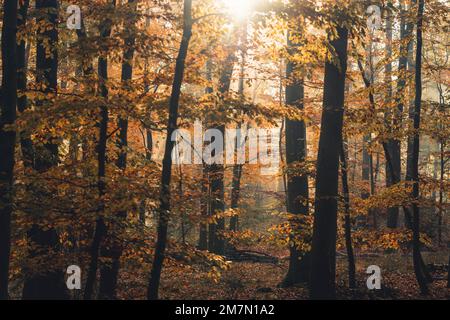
[198, 164, 209, 250]
[198, 60, 213, 250]
[384, 3, 393, 195]
[340, 141, 356, 289]
[98, 0, 136, 299]
[138, 129, 153, 228]
[17, 0, 33, 167]
[84, 1, 115, 299]
[209, 47, 236, 255]
[387, 2, 411, 229]
[22, 0, 68, 300]
[229, 22, 247, 233]
[147, 0, 193, 300]
[282, 30, 310, 287]
[405, 0, 428, 295]
[447, 254, 450, 288]
[0, 0, 19, 300]
[362, 40, 373, 226]
[438, 140, 444, 245]
[309, 26, 348, 299]
[139, 59, 153, 229]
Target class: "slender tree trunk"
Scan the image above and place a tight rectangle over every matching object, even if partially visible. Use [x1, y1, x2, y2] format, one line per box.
[209, 47, 236, 255]
[147, 0, 193, 300]
[22, 0, 68, 300]
[97, 0, 136, 300]
[387, 2, 410, 228]
[340, 141, 356, 289]
[447, 254, 450, 288]
[198, 164, 209, 250]
[405, 0, 428, 295]
[282, 30, 310, 287]
[362, 40, 373, 227]
[84, 1, 115, 299]
[309, 26, 348, 299]
[229, 23, 247, 233]
[438, 141, 444, 245]
[17, 0, 33, 167]
[0, 0, 19, 300]
[198, 60, 213, 250]
[382, 5, 398, 228]
[139, 68, 153, 228]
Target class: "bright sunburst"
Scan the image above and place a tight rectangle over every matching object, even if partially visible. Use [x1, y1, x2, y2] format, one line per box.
[219, 0, 256, 20]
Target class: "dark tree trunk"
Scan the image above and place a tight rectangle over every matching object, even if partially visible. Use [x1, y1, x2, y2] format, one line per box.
[281, 31, 310, 287]
[147, 0, 193, 300]
[17, 0, 33, 167]
[84, 1, 115, 299]
[384, 5, 394, 228]
[309, 26, 348, 300]
[198, 164, 209, 250]
[229, 22, 247, 233]
[386, 2, 409, 229]
[358, 44, 376, 229]
[198, 60, 213, 250]
[0, 0, 19, 300]
[438, 141, 444, 245]
[98, 0, 136, 300]
[209, 153, 226, 255]
[362, 41, 373, 227]
[340, 141, 356, 289]
[209, 48, 236, 255]
[447, 254, 450, 288]
[229, 163, 243, 232]
[405, 0, 428, 295]
[22, 0, 68, 300]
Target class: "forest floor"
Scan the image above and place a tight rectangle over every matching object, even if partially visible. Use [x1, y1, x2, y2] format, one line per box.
[119, 248, 449, 300]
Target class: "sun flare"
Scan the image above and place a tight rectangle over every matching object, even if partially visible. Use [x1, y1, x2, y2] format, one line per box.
[220, 0, 256, 20]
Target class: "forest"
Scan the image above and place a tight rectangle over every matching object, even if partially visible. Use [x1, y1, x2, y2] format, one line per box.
[0, 0, 448, 301]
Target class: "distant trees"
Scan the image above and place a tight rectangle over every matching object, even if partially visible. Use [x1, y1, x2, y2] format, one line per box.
[0, 0, 446, 301]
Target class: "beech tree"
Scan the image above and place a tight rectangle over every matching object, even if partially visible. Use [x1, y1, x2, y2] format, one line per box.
[147, 0, 193, 300]
[0, 0, 18, 300]
[22, 0, 68, 300]
[282, 29, 310, 287]
[310, 25, 349, 299]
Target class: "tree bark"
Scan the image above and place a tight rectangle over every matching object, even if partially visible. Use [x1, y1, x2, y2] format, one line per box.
[438, 141, 444, 245]
[22, 0, 68, 300]
[199, 60, 213, 250]
[282, 30, 310, 287]
[340, 141, 356, 289]
[405, 0, 428, 295]
[447, 254, 450, 288]
[84, 1, 115, 299]
[0, 0, 19, 300]
[17, 0, 34, 167]
[198, 164, 209, 250]
[387, 2, 412, 229]
[309, 26, 348, 299]
[209, 46, 236, 255]
[229, 23, 247, 233]
[147, 0, 193, 300]
[98, 0, 136, 300]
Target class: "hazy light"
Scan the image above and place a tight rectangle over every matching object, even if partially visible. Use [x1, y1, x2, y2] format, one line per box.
[220, 0, 255, 21]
